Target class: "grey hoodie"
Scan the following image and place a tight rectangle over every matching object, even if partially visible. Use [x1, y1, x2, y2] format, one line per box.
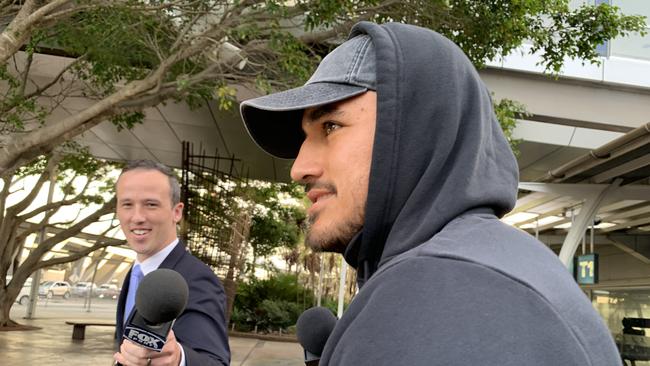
[320, 22, 620, 366]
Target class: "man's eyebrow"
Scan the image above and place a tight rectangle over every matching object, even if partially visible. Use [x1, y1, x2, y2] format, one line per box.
[305, 104, 344, 123]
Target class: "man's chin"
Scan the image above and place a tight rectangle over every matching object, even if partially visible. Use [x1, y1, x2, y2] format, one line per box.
[305, 210, 364, 253]
[129, 242, 151, 256]
[305, 227, 353, 254]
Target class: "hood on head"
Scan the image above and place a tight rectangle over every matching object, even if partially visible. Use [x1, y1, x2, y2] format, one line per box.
[343, 22, 518, 284]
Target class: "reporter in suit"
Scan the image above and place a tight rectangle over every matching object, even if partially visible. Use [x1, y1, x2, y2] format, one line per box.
[113, 160, 230, 366]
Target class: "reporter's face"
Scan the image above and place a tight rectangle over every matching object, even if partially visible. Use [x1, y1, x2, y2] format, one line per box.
[291, 91, 376, 252]
[116, 169, 183, 261]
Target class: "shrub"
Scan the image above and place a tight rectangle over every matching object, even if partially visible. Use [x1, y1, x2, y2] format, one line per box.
[232, 273, 331, 332]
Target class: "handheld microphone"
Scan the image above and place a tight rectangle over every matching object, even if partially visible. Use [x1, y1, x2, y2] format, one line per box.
[123, 269, 189, 352]
[296, 307, 337, 366]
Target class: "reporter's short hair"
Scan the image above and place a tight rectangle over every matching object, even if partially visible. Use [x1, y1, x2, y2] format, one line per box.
[118, 160, 181, 205]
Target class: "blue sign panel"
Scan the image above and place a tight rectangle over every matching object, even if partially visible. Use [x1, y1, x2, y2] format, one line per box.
[577, 253, 599, 285]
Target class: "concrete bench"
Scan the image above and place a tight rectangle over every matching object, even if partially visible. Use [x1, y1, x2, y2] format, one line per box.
[65, 320, 115, 340]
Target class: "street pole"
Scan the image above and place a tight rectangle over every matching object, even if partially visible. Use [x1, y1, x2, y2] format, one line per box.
[85, 247, 105, 312]
[26, 169, 56, 319]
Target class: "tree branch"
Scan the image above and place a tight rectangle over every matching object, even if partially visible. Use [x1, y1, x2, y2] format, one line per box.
[0, 0, 18, 15]
[37, 238, 124, 270]
[18, 49, 33, 97]
[47, 209, 82, 227]
[16, 207, 58, 243]
[16, 193, 96, 222]
[0, 82, 153, 174]
[170, 12, 206, 53]
[23, 54, 86, 101]
[19, 196, 116, 273]
[0, 0, 39, 64]
[0, 221, 20, 278]
[0, 3, 248, 174]
[0, 22, 230, 174]
[42, 1, 179, 24]
[0, 174, 12, 223]
[6, 154, 60, 216]
[0, 0, 78, 64]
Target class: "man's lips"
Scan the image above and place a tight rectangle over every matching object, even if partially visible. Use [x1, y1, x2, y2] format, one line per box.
[304, 182, 337, 216]
[306, 189, 335, 216]
[131, 229, 151, 237]
[306, 189, 335, 204]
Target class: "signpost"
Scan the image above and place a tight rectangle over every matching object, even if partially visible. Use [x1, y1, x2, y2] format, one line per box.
[577, 253, 599, 285]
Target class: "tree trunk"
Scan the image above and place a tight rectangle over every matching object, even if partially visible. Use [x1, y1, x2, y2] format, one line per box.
[223, 249, 239, 325]
[223, 279, 237, 326]
[0, 286, 20, 328]
[223, 210, 251, 324]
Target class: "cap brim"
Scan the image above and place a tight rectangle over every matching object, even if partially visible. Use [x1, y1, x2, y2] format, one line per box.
[240, 82, 368, 159]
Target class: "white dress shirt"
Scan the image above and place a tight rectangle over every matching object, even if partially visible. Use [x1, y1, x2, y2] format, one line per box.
[133, 238, 186, 366]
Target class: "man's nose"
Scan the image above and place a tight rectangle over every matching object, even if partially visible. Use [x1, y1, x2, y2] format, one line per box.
[290, 139, 323, 183]
[131, 205, 146, 223]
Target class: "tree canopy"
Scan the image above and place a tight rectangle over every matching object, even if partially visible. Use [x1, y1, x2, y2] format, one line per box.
[247, 181, 306, 260]
[0, 0, 646, 176]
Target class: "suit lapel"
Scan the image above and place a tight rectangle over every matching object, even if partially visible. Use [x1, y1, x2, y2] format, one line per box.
[159, 240, 187, 270]
[116, 267, 132, 341]
[117, 241, 186, 341]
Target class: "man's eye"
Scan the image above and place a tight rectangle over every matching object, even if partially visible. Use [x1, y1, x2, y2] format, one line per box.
[323, 122, 340, 135]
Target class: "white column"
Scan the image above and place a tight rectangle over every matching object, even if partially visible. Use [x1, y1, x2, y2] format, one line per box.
[558, 179, 622, 267]
[337, 259, 347, 319]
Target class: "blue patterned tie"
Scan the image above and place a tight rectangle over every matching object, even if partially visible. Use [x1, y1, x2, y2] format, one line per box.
[124, 264, 144, 323]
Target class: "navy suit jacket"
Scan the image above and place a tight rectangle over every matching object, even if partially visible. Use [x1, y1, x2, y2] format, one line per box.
[116, 242, 230, 365]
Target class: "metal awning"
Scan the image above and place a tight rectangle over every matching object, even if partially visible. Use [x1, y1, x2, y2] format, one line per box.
[504, 122, 650, 266]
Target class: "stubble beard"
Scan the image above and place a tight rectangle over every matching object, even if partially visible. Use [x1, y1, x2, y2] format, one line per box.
[304, 204, 364, 254]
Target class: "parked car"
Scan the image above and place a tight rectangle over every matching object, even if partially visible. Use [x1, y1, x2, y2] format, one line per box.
[96, 283, 120, 299]
[38, 280, 71, 299]
[6, 276, 33, 305]
[71, 282, 97, 297]
[16, 277, 33, 305]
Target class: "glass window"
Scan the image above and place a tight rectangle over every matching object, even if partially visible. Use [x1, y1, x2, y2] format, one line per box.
[609, 0, 650, 60]
[610, 32, 650, 61]
[592, 289, 650, 365]
[612, 0, 650, 20]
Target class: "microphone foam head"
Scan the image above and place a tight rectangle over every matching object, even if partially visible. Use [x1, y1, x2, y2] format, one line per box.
[135, 269, 189, 325]
[296, 306, 337, 356]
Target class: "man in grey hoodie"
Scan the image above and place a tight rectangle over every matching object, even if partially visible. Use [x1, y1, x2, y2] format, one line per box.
[240, 22, 620, 365]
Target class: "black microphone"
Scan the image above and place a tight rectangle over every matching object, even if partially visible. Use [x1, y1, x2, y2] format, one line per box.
[296, 307, 337, 366]
[123, 269, 189, 352]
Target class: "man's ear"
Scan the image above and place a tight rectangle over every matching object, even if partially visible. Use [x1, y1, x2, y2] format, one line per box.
[173, 202, 184, 223]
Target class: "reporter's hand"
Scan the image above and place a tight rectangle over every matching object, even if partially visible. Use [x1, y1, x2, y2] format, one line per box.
[113, 329, 181, 366]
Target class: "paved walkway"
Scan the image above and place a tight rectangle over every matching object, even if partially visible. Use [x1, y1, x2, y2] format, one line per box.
[1, 304, 303, 365]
